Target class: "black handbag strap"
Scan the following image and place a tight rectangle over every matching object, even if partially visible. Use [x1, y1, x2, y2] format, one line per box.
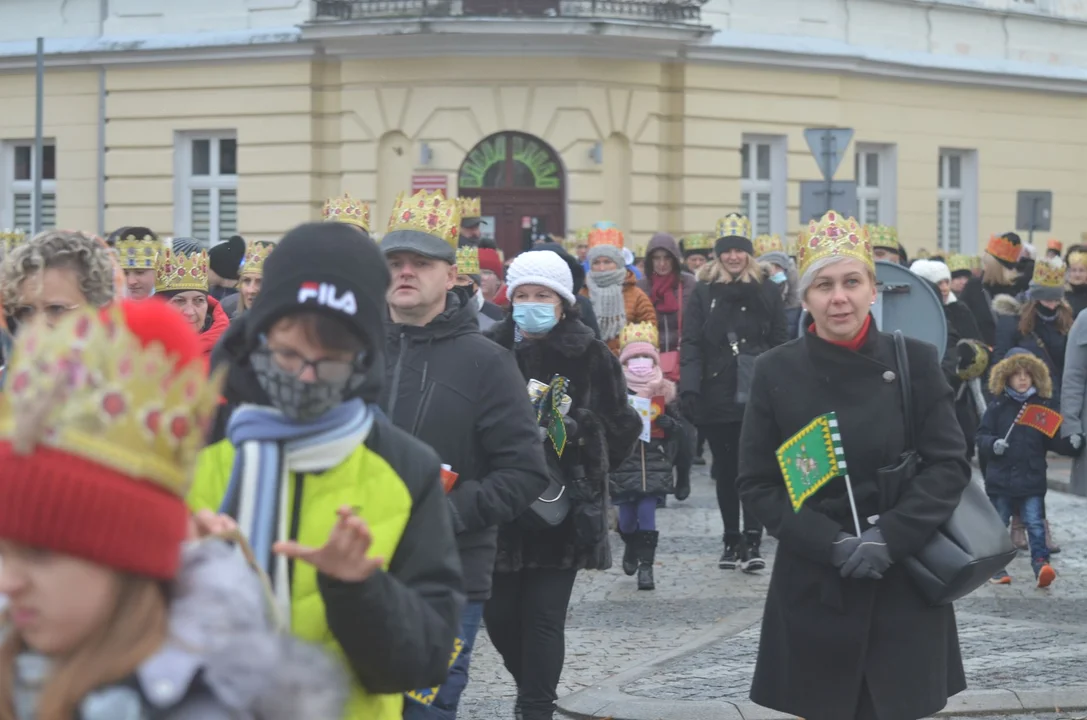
[892, 330, 916, 452]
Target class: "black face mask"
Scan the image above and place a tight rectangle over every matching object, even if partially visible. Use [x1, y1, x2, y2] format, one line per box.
[250, 351, 366, 422]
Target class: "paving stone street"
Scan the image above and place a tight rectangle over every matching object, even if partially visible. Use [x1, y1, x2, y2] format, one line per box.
[461, 458, 1087, 720]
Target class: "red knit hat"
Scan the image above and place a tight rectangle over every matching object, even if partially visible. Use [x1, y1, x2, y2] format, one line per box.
[0, 301, 221, 580]
[478, 248, 504, 281]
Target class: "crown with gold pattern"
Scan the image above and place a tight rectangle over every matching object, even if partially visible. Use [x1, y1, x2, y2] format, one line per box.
[240, 240, 276, 277]
[865, 224, 899, 253]
[716, 214, 751, 241]
[986, 234, 1021, 266]
[1031, 255, 1066, 290]
[1, 228, 27, 256]
[322, 193, 371, 233]
[753, 234, 785, 258]
[947, 254, 973, 275]
[620, 322, 659, 352]
[386, 190, 461, 250]
[588, 226, 624, 248]
[575, 227, 592, 244]
[457, 196, 481, 220]
[456, 245, 481, 276]
[798, 211, 874, 278]
[155, 248, 209, 294]
[114, 229, 161, 270]
[0, 305, 224, 497]
[682, 233, 712, 253]
[1069, 251, 1087, 269]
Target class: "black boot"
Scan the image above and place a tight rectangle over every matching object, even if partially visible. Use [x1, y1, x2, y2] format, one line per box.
[637, 530, 658, 590]
[719, 534, 741, 569]
[674, 466, 691, 501]
[620, 532, 638, 576]
[740, 530, 765, 573]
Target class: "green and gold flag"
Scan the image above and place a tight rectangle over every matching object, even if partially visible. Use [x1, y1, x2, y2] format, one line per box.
[776, 412, 847, 512]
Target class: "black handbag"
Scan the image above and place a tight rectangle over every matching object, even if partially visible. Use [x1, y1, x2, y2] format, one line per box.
[728, 331, 757, 404]
[890, 330, 1017, 605]
[520, 433, 574, 530]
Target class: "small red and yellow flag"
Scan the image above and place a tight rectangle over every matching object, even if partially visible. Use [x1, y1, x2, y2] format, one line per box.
[1016, 404, 1063, 438]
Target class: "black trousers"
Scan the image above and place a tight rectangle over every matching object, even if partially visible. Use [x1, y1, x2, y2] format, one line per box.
[703, 421, 761, 540]
[483, 567, 578, 720]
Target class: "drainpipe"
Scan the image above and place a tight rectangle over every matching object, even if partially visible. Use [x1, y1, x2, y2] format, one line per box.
[97, 66, 106, 236]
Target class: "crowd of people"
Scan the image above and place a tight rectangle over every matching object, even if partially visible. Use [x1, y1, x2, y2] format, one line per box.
[0, 194, 1082, 720]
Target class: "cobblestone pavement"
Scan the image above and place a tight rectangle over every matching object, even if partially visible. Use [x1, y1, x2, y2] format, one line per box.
[461, 459, 1087, 719]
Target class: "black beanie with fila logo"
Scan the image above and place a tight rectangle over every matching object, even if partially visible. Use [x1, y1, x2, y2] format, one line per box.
[244, 222, 389, 354]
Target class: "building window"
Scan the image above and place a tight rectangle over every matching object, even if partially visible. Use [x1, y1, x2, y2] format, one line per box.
[854, 144, 897, 227]
[175, 133, 237, 246]
[937, 149, 978, 254]
[740, 135, 786, 236]
[2, 141, 56, 232]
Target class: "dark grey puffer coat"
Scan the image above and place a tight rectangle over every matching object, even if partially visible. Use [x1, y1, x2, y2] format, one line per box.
[609, 406, 682, 500]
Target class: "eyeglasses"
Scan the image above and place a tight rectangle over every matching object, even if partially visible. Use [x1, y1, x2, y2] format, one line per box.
[7, 303, 81, 327]
[252, 345, 365, 383]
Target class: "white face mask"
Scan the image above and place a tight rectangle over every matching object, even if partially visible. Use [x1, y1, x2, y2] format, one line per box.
[627, 357, 655, 376]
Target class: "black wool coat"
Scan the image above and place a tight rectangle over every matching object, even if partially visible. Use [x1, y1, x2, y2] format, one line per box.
[736, 326, 970, 720]
[488, 315, 642, 572]
[679, 272, 788, 425]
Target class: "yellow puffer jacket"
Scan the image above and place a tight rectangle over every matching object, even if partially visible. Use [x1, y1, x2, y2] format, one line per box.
[188, 419, 464, 720]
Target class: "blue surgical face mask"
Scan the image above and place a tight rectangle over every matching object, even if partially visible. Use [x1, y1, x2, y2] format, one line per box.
[513, 302, 559, 335]
[770, 271, 787, 285]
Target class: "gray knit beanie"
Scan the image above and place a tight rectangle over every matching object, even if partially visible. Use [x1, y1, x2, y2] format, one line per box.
[587, 244, 625, 269]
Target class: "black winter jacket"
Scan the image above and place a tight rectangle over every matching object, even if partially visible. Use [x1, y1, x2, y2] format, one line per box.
[679, 267, 788, 424]
[609, 405, 685, 500]
[977, 393, 1076, 497]
[489, 315, 642, 572]
[993, 300, 1069, 399]
[380, 288, 549, 601]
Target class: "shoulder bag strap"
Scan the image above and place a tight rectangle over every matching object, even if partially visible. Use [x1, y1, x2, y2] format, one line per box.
[677, 281, 683, 337]
[893, 330, 916, 452]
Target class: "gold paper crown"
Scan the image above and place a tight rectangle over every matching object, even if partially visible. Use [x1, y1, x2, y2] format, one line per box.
[155, 248, 209, 294]
[240, 240, 276, 277]
[716, 214, 751, 241]
[986, 234, 1021, 265]
[753, 234, 785, 258]
[1032, 256, 1066, 289]
[0, 306, 223, 496]
[798, 211, 874, 278]
[946, 254, 973, 274]
[915, 248, 931, 260]
[971, 255, 983, 271]
[115, 231, 161, 270]
[575, 228, 592, 243]
[456, 245, 481, 276]
[1, 228, 27, 256]
[322, 193, 371, 232]
[588, 227, 624, 248]
[386, 190, 461, 249]
[633, 243, 648, 259]
[682, 233, 713, 252]
[794, 232, 808, 256]
[620, 322, 659, 351]
[1069, 251, 1087, 269]
[865, 224, 899, 252]
[457, 196, 482, 220]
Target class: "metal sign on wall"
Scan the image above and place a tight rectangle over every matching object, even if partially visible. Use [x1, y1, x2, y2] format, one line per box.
[411, 174, 448, 194]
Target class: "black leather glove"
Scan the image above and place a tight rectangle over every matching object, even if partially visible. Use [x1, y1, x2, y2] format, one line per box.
[673, 466, 691, 501]
[830, 532, 860, 569]
[655, 413, 675, 431]
[680, 393, 699, 420]
[840, 526, 892, 580]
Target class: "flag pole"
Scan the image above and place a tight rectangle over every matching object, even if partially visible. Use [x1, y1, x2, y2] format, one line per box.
[843, 475, 863, 537]
[1003, 403, 1027, 443]
[829, 414, 863, 537]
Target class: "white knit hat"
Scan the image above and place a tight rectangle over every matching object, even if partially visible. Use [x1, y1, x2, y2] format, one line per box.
[910, 259, 951, 285]
[506, 251, 576, 306]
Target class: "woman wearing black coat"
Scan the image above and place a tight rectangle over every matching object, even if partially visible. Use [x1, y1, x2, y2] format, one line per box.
[679, 213, 788, 571]
[484, 250, 641, 720]
[736, 211, 971, 720]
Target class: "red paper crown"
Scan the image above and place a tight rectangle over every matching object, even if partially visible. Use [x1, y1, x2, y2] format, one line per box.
[588, 227, 624, 248]
[986, 234, 1020, 265]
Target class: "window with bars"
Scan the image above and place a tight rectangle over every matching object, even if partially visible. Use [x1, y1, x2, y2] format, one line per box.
[938, 151, 967, 254]
[740, 137, 785, 236]
[854, 144, 897, 227]
[175, 134, 237, 245]
[3, 142, 56, 233]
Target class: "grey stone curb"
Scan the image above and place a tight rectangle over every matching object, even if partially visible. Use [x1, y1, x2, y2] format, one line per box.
[556, 607, 1087, 720]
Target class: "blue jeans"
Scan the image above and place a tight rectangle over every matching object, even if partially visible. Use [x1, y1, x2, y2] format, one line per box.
[990, 494, 1048, 567]
[403, 600, 485, 720]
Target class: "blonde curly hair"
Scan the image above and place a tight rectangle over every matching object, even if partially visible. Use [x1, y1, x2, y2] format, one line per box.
[1, 230, 116, 310]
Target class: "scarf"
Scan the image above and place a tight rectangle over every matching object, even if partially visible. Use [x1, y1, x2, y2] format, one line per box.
[221, 399, 373, 624]
[624, 362, 676, 402]
[808, 314, 872, 353]
[650, 272, 680, 314]
[587, 268, 628, 341]
[1006, 386, 1038, 403]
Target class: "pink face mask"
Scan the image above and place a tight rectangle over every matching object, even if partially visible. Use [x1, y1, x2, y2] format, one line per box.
[627, 357, 656, 376]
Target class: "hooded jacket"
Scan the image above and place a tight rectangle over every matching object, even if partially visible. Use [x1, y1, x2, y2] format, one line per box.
[200, 296, 231, 358]
[521, 242, 601, 339]
[380, 287, 549, 601]
[635, 233, 697, 354]
[12, 541, 348, 720]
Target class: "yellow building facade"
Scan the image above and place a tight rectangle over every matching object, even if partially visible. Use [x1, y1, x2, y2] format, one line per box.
[3, 2, 1087, 259]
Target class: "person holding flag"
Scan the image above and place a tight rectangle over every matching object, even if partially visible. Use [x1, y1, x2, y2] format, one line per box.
[735, 211, 971, 720]
[977, 349, 1080, 587]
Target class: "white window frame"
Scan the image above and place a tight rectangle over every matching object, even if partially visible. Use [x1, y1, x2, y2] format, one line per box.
[854, 143, 897, 227]
[740, 135, 787, 236]
[0, 140, 57, 233]
[937, 148, 979, 255]
[174, 131, 238, 246]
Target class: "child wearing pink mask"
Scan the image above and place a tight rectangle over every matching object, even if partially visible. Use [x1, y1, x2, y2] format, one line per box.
[611, 322, 691, 590]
